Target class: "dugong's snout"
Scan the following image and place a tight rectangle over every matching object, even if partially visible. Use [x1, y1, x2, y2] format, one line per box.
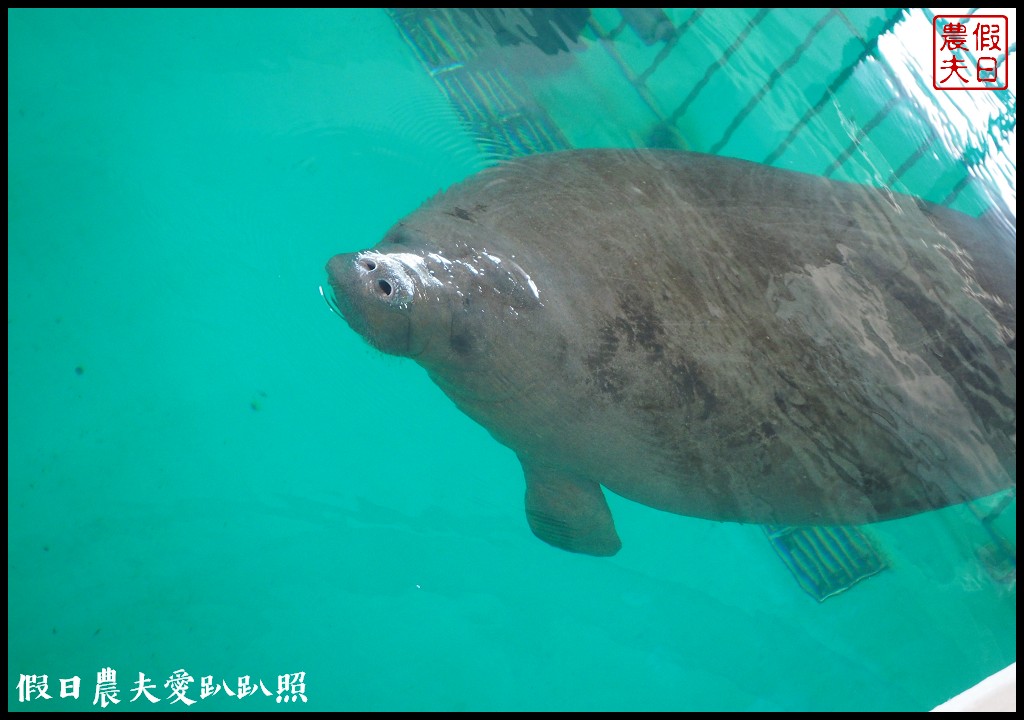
[325, 252, 415, 356]
[327, 252, 415, 307]
[325, 253, 353, 290]
[325, 253, 360, 318]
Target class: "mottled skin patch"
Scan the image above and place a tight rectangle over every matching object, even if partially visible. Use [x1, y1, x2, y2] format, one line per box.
[327, 149, 1016, 555]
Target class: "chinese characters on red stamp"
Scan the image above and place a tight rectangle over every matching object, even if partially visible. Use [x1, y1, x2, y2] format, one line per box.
[933, 14, 1009, 90]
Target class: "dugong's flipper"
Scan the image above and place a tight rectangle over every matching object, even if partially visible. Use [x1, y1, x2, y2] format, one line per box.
[523, 464, 621, 556]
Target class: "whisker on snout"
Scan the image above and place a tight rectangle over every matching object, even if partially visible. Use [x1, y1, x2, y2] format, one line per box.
[319, 285, 345, 319]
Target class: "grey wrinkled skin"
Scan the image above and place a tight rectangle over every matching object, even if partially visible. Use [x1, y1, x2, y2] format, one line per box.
[326, 149, 1016, 556]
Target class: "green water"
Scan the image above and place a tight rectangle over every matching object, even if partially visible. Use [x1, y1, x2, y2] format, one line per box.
[8, 9, 1015, 711]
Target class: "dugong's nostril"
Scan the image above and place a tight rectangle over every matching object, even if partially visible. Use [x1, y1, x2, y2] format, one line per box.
[360, 258, 377, 271]
[377, 279, 393, 297]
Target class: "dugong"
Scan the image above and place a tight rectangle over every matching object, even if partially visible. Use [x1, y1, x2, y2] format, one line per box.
[326, 150, 1016, 556]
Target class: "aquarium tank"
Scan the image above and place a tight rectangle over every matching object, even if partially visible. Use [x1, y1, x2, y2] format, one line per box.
[8, 8, 1015, 711]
